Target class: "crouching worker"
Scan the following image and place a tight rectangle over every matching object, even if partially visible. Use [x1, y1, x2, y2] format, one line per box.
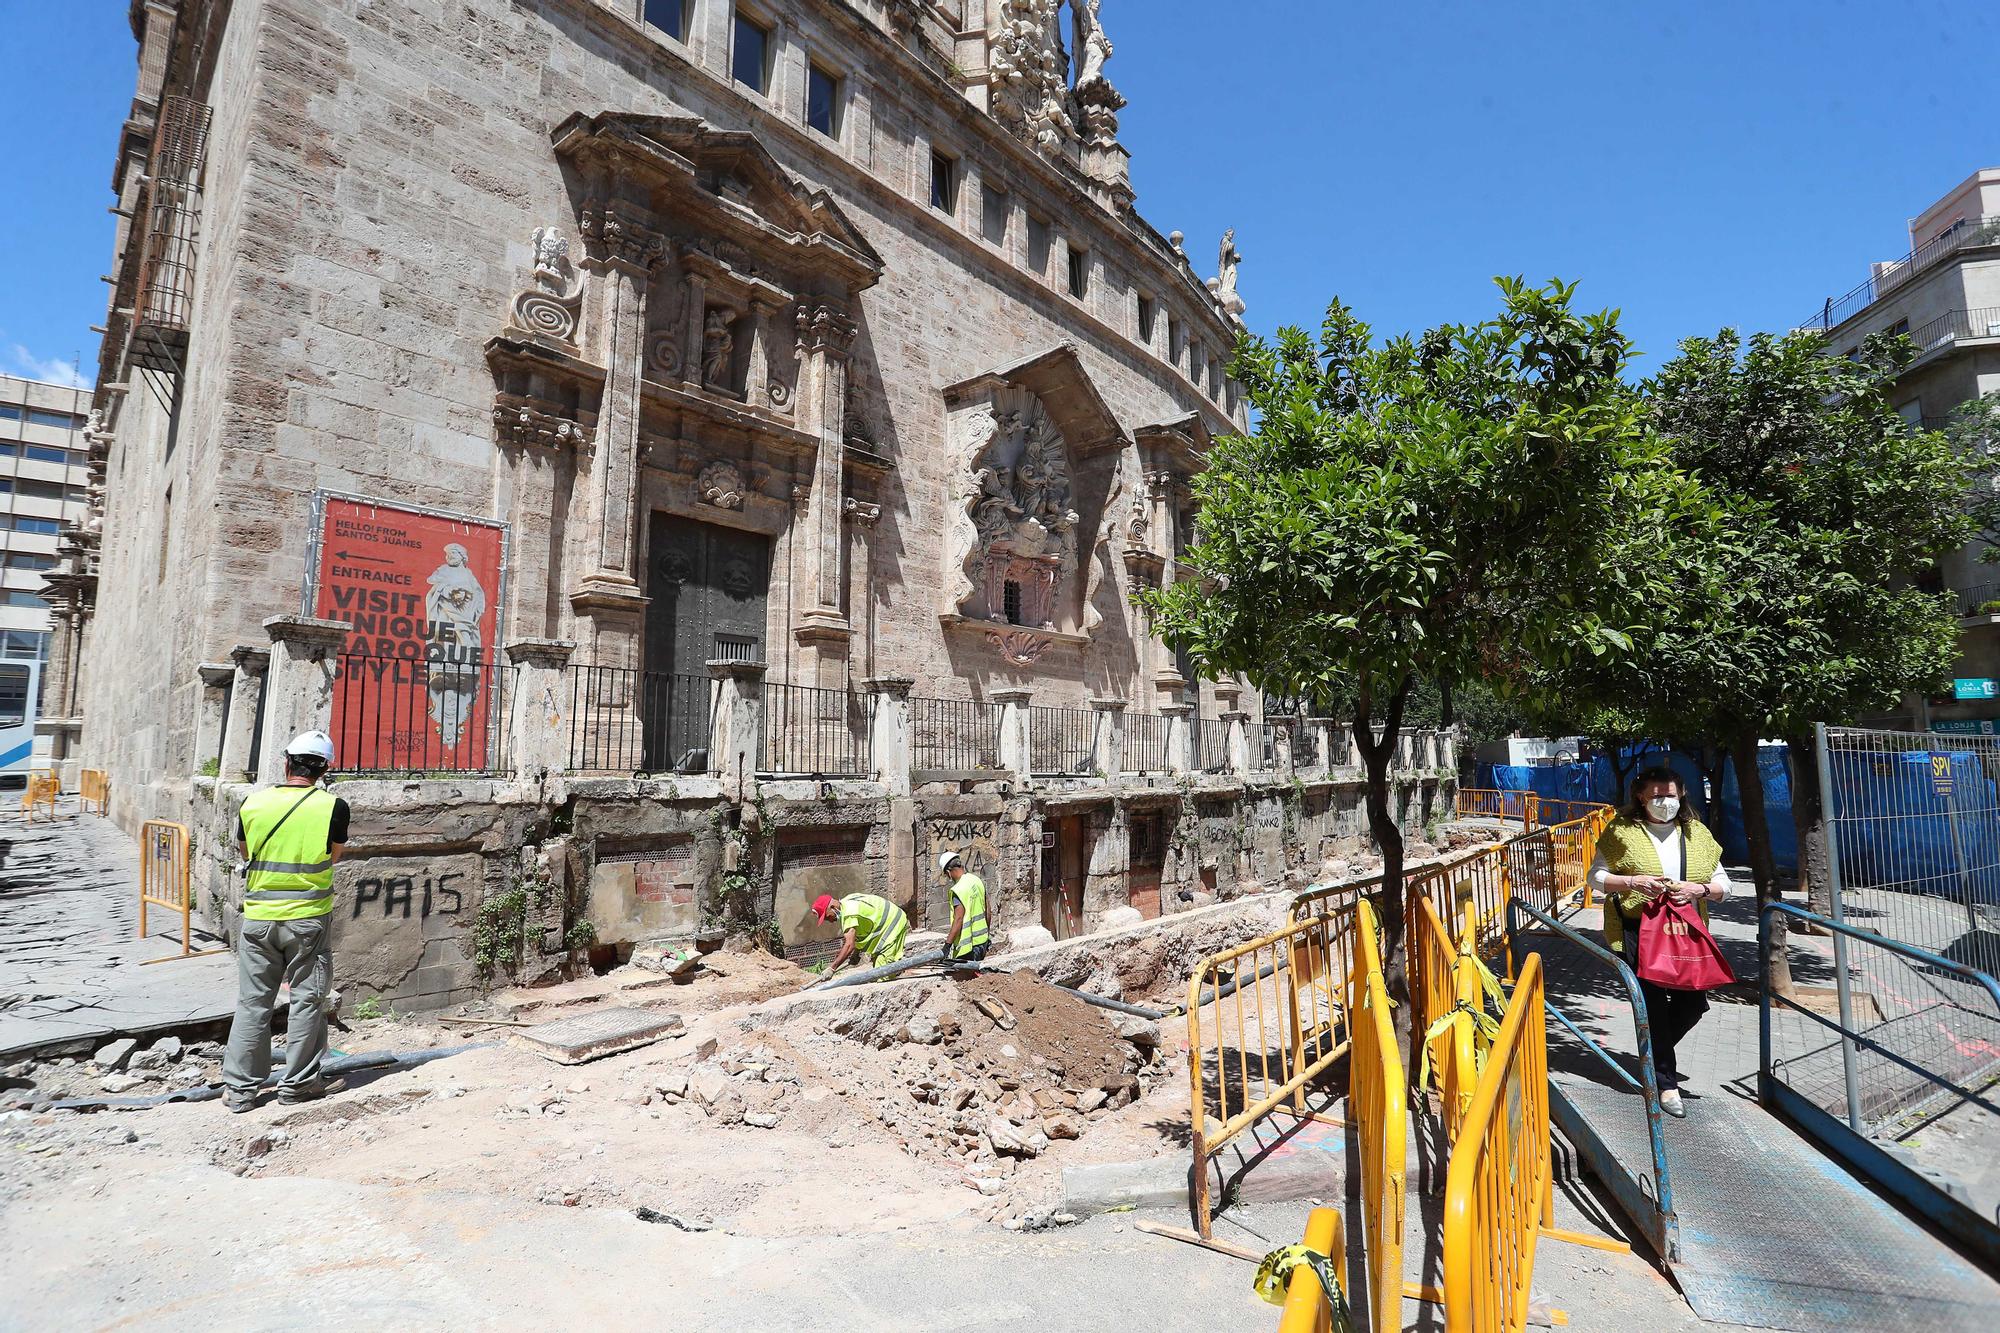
[938, 852, 990, 964]
[813, 892, 909, 979]
[222, 731, 349, 1112]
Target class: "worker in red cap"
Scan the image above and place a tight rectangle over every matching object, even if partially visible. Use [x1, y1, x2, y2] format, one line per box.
[812, 891, 910, 976]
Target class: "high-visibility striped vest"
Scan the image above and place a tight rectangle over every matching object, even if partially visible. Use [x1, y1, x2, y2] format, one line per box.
[241, 786, 339, 921]
[838, 894, 909, 962]
[949, 873, 989, 957]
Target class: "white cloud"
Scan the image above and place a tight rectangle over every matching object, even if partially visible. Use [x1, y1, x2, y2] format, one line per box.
[5, 344, 93, 390]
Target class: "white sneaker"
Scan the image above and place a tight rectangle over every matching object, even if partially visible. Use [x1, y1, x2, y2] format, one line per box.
[1660, 1088, 1686, 1118]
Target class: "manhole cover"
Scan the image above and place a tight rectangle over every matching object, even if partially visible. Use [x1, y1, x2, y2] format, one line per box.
[513, 1006, 684, 1065]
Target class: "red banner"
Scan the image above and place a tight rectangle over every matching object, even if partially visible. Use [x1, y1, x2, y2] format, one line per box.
[311, 496, 506, 772]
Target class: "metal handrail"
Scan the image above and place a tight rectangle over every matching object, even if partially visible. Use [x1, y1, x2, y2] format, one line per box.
[1798, 215, 2000, 332]
[1504, 896, 1676, 1254]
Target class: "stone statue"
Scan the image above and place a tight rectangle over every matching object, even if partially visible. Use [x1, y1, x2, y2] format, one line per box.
[531, 227, 569, 284]
[1208, 228, 1246, 321]
[1072, 0, 1112, 88]
[702, 309, 736, 390]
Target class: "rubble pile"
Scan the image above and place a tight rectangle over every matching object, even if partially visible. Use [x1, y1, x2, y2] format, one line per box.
[1, 1035, 223, 1110]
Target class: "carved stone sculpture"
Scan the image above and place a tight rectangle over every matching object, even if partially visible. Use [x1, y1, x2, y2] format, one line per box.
[1072, 0, 1112, 88]
[943, 386, 1081, 630]
[1207, 228, 1246, 322]
[697, 460, 747, 510]
[990, 0, 1076, 152]
[509, 226, 584, 344]
[702, 308, 736, 391]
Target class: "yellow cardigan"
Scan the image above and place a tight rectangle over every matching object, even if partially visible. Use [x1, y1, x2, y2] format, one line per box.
[1597, 815, 1722, 955]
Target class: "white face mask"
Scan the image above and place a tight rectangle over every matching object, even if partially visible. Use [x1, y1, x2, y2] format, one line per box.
[1646, 796, 1681, 823]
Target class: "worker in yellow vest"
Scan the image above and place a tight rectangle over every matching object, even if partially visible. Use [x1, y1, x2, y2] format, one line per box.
[222, 731, 350, 1113]
[938, 852, 990, 963]
[813, 891, 910, 977]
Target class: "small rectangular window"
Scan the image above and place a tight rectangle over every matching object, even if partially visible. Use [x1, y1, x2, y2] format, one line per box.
[24, 445, 72, 465]
[1137, 295, 1156, 343]
[642, 0, 687, 41]
[1027, 214, 1052, 275]
[981, 183, 1010, 247]
[0, 478, 11, 494]
[26, 409, 78, 429]
[0, 405, 19, 421]
[4, 591, 48, 610]
[1067, 244, 1088, 298]
[1002, 579, 1024, 626]
[930, 149, 958, 215]
[17, 479, 69, 501]
[3, 553, 54, 571]
[1887, 317, 1910, 337]
[733, 11, 772, 93]
[806, 64, 841, 138]
[6, 516, 60, 536]
[1168, 316, 1184, 367]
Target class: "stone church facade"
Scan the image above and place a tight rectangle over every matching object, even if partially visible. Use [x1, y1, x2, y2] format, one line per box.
[62, 0, 1450, 1007]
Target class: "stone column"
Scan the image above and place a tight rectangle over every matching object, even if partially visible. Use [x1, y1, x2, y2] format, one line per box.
[1161, 702, 1193, 776]
[506, 638, 577, 779]
[1310, 718, 1334, 772]
[1222, 711, 1251, 778]
[793, 300, 858, 672]
[258, 617, 350, 785]
[195, 663, 233, 776]
[571, 199, 663, 669]
[992, 688, 1032, 785]
[709, 660, 767, 799]
[219, 645, 268, 782]
[1090, 697, 1127, 776]
[1271, 718, 1297, 782]
[866, 676, 914, 798]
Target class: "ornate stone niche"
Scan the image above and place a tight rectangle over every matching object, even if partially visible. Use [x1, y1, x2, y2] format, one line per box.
[940, 345, 1128, 660]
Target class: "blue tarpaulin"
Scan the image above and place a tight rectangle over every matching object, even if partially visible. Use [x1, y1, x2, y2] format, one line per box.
[1826, 747, 2000, 905]
[1478, 743, 1798, 874]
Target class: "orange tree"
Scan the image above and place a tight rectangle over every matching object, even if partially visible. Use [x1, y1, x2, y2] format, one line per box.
[1145, 279, 1696, 986]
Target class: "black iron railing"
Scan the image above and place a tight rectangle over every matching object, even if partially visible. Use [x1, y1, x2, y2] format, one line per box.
[1126, 711, 1172, 773]
[1320, 720, 1352, 768]
[1195, 716, 1230, 772]
[567, 665, 712, 774]
[1030, 705, 1095, 776]
[1960, 582, 1999, 618]
[1289, 719, 1317, 768]
[1799, 216, 2000, 333]
[1908, 306, 2000, 356]
[761, 682, 872, 777]
[331, 652, 512, 777]
[910, 695, 1003, 772]
[1255, 721, 1281, 770]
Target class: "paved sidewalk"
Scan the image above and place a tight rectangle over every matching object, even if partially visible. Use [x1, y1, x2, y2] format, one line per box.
[0, 804, 233, 1060]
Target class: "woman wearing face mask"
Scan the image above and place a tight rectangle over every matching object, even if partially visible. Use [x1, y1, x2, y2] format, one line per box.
[1588, 765, 1732, 1117]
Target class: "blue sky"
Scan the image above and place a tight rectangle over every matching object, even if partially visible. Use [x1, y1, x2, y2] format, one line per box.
[3, 1, 1994, 388]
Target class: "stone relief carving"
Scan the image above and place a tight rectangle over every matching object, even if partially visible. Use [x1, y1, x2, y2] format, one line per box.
[990, 0, 1076, 152]
[943, 386, 1080, 630]
[697, 460, 747, 510]
[986, 629, 1053, 666]
[493, 400, 591, 451]
[509, 226, 584, 343]
[1207, 228, 1246, 322]
[1081, 463, 1121, 634]
[701, 308, 737, 391]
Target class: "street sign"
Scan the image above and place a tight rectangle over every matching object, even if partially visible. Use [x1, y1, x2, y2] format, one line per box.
[303, 492, 509, 772]
[1930, 719, 1998, 736]
[1953, 678, 1999, 700]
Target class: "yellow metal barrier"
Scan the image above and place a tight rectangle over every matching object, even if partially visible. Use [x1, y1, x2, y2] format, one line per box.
[1186, 905, 1356, 1240]
[1442, 952, 1551, 1333]
[1276, 1206, 1354, 1333]
[1454, 788, 1509, 820]
[137, 819, 219, 961]
[20, 772, 60, 820]
[1350, 900, 1407, 1333]
[1412, 895, 1485, 1142]
[78, 767, 109, 816]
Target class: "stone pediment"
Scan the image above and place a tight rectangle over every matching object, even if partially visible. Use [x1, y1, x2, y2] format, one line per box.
[943, 343, 1125, 457]
[550, 113, 882, 288]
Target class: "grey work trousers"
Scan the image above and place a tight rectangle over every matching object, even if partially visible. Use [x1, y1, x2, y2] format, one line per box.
[222, 914, 333, 1099]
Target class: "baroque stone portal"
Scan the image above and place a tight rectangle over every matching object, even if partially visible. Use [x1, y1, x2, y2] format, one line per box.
[945, 386, 1079, 630]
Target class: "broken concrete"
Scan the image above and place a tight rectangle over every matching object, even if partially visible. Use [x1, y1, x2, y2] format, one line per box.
[510, 1008, 686, 1065]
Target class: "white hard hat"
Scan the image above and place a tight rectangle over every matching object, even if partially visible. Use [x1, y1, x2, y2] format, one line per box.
[938, 851, 963, 873]
[285, 730, 336, 764]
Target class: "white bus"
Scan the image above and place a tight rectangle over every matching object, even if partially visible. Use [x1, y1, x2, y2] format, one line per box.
[0, 657, 39, 785]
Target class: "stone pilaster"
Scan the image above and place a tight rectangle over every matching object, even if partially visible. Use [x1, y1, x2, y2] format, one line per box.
[1090, 697, 1127, 776]
[866, 676, 915, 797]
[195, 662, 233, 775]
[992, 688, 1032, 785]
[1271, 717, 1296, 782]
[219, 645, 268, 782]
[506, 638, 577, 778]
[258, 617, 350, 784]
[793, 300, 858, 671]
[709, 659, 767, 799]
[572, 198, 664, 667]
[1222, 710, 1250, 778]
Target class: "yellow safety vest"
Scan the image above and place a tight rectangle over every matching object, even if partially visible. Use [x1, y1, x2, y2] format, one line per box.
[839, 894, 909, 964]
[949, 873, 989, 957]
[241, 786, 339, 921]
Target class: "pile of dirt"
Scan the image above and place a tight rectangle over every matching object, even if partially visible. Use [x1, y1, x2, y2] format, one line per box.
[668, 947, 811, 1012]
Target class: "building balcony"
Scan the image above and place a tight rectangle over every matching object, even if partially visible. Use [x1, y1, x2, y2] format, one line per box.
[1798, 216, 2000, 334]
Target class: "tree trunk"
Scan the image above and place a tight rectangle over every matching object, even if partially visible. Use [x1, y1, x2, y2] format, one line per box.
[1731, 729, 1793, 998]
[1354, 676, 1412, 1002]
[1787, 734, 1834, 933]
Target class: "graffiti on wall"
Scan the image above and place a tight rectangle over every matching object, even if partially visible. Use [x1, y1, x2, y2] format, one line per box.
[351, 871, 466, 919]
